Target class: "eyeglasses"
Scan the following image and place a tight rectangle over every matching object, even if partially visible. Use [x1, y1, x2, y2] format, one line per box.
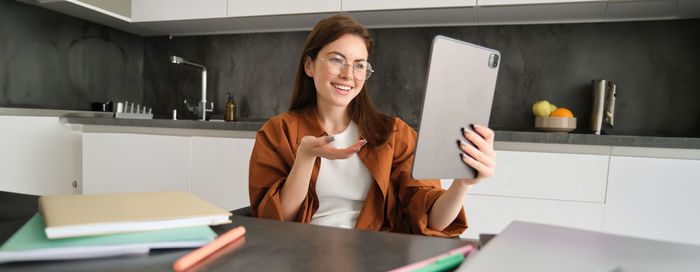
[318, 56, 374, 80]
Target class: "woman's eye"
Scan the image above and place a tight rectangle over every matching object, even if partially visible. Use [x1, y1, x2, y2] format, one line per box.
[329, 58, 344, 64]
[354, 63, 366, 70]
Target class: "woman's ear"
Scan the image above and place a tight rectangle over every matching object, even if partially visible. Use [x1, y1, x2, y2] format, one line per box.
[304, 56, 314, 78]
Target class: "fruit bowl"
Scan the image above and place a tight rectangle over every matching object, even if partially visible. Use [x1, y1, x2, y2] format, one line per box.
[535, 116, 576, 132]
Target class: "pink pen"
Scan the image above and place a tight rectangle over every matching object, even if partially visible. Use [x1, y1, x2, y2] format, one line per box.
[388, 244, 474, 272]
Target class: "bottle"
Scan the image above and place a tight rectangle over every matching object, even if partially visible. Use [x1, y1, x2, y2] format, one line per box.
[225, 92, 236, 122]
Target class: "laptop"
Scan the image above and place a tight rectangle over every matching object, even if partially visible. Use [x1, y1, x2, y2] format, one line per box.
[411, 35, 501, 180]
[456, 221, 700, 272]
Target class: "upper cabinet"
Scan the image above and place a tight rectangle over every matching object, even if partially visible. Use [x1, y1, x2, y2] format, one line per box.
[342, 0, 477, 29]
[16, 0, 161, 36]
[131, 0, 227, 22]
[226, 0, 342, 33]
[131, 0, 250, 35]
[16, 0, 700, 36]
[342, 0, 477, 11]
[477, 0, 608, 25]
[228, 0, 340, 17]
[604, 0, 678, 20]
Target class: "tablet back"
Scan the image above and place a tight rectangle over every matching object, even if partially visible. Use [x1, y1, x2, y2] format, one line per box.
[411, 36, 500, 180]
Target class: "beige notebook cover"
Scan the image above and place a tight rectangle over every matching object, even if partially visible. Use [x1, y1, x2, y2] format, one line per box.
[39, 191, 232, 239]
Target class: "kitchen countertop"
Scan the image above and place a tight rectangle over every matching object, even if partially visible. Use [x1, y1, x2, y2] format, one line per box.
[62, 116, 700, 150]
[3, 107, 699, 150]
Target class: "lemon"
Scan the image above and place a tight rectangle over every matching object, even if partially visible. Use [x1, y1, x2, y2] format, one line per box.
[549, 104, 557, 112]
[532, 100, 553, 117]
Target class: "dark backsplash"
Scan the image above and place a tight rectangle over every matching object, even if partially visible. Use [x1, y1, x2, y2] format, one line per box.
[0, 0, 144, 110]
[2, 0, 699, 137]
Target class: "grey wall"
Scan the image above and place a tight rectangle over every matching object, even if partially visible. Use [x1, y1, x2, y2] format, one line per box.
[0, 0, 143, 110]
[2, 0, 698, 137]
[144, 19, 700, 137]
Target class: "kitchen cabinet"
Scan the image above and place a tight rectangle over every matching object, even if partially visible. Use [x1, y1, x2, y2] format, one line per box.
[81, 132, 254, 211]
[467, 149, 610, 203]
[678, 0, 700, 18]
[19, 0, 700, 36]
[459, 193, 605, 239]
[347, 7, 477, 29]
[130, 0, 227, 22]
[228, 0, 340, 17]
[341, 0, 476, 11]
[444, 145, 610, 239]
[82, 133, 191, 194]
[62, 122, 700, 243]
[15, 0, 161, 36]
[605, 0, 677, 20]
[226, 0, 341, 33]
[190, 136, 254, 211]
[603, 154, 700, 245]
[479, 0, 599, 5]
[342, 0, 476, 28]
[476, 0, 608, 25]
[0, 116, 82, 195]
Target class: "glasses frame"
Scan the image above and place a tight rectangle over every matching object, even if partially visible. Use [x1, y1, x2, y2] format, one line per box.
[317, 57, 374, 80]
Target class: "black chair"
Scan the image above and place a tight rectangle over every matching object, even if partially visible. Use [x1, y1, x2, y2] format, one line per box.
[231, 206, 252, 217]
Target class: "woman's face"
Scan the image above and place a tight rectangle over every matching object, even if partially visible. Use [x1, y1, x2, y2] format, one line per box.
[305, 33, 369, 110]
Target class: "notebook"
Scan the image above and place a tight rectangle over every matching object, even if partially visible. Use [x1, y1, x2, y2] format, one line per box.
[39, 191, 232, 239]
[0, 213, 217, 264]
[412, 35, 500, 180]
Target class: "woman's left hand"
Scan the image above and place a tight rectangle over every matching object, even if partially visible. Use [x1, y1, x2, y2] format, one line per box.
[455, 124, 496, 186]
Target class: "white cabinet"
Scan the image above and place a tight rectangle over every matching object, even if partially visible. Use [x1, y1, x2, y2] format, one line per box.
[460, 194, 604, 239]
[341, 0, 476, 11]
[477, 0, 608, 25]
[678, 0, 700, 18]
[479, 0, 598, 5]
[442, 146, 609, 239]
[21, 0, 700, 36]
[82, 133, 191, 194]
[468, 150, 609, 203]
[343, 0, 476, 28]
[0, 116, 81, 195]
[82, 132, 255, 211]
[228, 0, 340, 17]
[226, 0, 341, 33]
[131, 0, 228, 22]
[190, 136, 254, 211]
[605, 0, 677, 20]
[604, 155, 700, 245]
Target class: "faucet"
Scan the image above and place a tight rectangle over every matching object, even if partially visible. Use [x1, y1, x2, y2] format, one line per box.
[170, 55, 213, 120]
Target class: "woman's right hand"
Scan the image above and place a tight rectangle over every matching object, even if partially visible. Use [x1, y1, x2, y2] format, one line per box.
[297, 135, 367, 160]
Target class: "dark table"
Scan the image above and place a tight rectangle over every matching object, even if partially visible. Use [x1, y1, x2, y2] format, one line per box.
[0, 191, 477, 271]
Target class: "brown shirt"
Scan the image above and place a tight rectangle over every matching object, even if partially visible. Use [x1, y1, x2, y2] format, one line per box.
[248, 107, 467, 237]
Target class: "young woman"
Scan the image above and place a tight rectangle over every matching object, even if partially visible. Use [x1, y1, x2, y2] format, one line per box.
[249, 15, 496, 237]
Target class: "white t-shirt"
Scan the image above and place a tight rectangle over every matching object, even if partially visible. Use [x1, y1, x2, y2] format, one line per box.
[310, 121, 372, 229]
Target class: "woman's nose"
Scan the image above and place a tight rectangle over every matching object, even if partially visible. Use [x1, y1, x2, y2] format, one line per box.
[339, 64, 354, 79]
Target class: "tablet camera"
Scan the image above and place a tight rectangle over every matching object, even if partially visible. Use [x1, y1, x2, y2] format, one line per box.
[488, 53, 499, 68]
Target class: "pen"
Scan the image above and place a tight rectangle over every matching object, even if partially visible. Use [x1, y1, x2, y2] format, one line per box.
[412, 253, 464, 272]
[387, 244, 473, 272]
[173, 226, 246, 272]
[179, 237, 246, 272]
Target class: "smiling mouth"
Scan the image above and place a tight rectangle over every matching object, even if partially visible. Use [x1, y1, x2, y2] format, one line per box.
[332, 83, 352, 92]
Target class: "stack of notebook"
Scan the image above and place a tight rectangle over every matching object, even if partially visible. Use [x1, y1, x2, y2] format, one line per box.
[0, 191, 232, 263]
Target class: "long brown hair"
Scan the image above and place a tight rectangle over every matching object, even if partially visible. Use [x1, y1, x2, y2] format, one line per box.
[289, 15, 394, 147]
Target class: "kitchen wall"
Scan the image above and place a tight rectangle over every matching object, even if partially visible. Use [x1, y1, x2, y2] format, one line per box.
[2, 0, 698, 137]
[0, 0, 143, 110]
[145, 19, 700, 137]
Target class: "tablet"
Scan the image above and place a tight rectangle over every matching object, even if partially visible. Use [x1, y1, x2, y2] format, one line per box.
[411, 36, 500, 180]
